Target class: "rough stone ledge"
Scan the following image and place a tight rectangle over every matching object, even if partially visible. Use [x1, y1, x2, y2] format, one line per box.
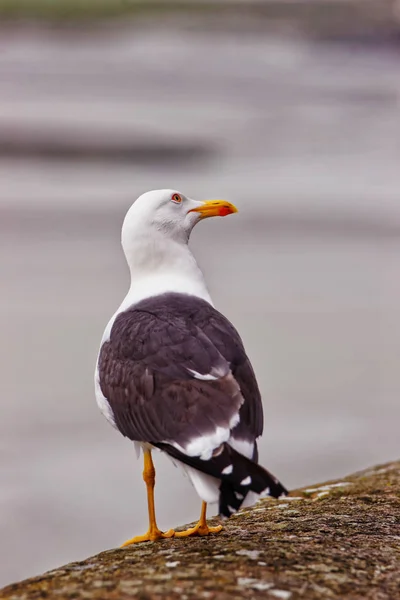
[1, 460, 399, 600]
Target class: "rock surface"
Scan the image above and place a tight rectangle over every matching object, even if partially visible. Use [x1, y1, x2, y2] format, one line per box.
[1, 461, 399, 599]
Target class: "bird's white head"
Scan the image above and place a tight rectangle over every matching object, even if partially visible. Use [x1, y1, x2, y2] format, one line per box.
[122, 189, 237, 250]
[120, 189, 237, 305]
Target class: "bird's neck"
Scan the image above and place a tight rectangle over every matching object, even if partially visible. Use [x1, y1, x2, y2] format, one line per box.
[120, 232, 213, 312]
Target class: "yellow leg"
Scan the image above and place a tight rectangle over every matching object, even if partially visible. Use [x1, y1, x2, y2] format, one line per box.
[175, 501, 223, 538]
[121, 450, 175, 546]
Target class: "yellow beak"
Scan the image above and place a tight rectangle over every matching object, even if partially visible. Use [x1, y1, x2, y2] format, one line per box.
[189, 200, 238, 219]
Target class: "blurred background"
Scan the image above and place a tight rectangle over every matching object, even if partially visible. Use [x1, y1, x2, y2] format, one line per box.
[1, 0, 400, 588]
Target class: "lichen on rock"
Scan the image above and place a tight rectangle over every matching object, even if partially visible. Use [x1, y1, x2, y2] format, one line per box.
[1, 461, 399, 599]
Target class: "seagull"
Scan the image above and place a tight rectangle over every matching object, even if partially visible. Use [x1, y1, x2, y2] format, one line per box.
[95, 189, 287, 545]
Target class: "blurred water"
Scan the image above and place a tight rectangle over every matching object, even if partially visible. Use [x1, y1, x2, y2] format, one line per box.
[1, 25, 400, 587]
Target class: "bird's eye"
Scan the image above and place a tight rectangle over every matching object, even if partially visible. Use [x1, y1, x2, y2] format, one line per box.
[171, 193, 182, 204]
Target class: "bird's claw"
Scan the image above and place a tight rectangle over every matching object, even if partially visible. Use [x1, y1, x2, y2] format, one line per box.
[174, 523, 223, 538]
[121, 528, 175, 546]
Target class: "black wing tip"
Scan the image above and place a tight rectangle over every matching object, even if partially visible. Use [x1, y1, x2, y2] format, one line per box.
[266, 479, 289, 499]
[218, 453, 288, 518]
[154, 440, 288, 518]
[219, 481, 288, 519]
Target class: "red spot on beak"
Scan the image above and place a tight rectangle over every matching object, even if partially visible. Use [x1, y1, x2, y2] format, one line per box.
[219, 206, 232, 217]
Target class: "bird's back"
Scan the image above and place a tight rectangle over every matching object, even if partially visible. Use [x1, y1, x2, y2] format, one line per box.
[96, 292, 263, 453]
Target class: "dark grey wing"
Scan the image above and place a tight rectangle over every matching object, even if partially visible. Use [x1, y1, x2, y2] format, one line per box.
[98, 301, 244, 455]
[198, 309, 264, 440]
